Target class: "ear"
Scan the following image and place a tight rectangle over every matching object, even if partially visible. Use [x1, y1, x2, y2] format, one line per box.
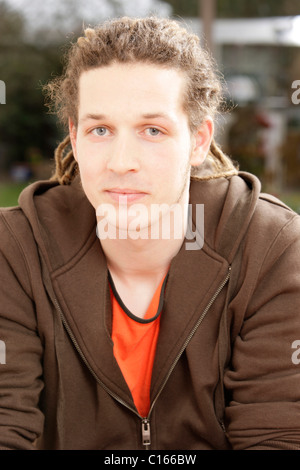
[69, 117, 78, 161]
[189, 117, 214, 167]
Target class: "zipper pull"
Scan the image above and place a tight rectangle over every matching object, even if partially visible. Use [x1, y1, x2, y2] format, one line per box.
[142, 418, 151, 448]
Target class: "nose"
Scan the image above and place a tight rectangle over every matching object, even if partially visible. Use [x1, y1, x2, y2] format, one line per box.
[106, 133, 140, 174]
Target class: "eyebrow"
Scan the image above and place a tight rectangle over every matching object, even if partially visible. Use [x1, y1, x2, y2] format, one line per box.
[140, 112, 175, 122]
[79, 112, 176, 124]
[78, 113, 106, 124]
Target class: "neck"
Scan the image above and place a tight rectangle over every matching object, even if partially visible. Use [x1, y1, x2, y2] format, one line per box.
[101, 235, 184, 281]
[99, 196, 189, 281]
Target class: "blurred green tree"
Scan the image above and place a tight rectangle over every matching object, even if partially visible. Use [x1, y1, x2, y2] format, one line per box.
[165, 0, 300, 18]
[0, 1, 64, 174]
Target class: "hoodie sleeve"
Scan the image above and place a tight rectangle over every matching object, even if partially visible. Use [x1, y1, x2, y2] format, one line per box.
[224, 211, 300, 450]
[0, 210, 44, 450]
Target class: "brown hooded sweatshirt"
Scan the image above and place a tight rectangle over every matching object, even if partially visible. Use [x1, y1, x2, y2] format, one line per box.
[0, 172, 300, 450]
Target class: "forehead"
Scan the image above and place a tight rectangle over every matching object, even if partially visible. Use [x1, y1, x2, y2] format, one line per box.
[77, 62, 187, 119]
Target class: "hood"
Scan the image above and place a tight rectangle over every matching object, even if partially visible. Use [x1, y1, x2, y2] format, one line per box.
[18, 172, 261, 272]
[18, 177, 97, 274]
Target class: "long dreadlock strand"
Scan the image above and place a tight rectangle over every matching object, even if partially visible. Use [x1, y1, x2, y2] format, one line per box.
[191, 138, 239, 181]
[52, 135, 78, 185]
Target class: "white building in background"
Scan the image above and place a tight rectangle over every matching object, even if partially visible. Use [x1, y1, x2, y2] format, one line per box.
[184, 15, 300, 47]
[181, 16, 300, 190]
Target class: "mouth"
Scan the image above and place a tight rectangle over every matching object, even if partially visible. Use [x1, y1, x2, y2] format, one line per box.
[105, 188, 148, 203]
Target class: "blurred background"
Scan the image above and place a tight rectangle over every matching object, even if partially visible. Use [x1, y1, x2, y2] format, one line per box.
[0, 0, 300, 211]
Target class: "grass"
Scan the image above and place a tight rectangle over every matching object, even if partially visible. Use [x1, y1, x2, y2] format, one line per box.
[277, 192, 300, 213]
[0, 180, 299, 213]
[0, 181, 29, 208]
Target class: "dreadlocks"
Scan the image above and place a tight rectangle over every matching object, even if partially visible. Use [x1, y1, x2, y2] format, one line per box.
[44, 16, 238, 184]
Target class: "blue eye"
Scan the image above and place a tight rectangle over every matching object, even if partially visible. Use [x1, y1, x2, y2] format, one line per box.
[147, 128, 161, 136]
[92, 127, 108, 136]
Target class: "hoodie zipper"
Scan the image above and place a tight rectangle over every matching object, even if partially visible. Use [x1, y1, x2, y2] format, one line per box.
[53, 265, 231, 449]
[143, 265, 231, 448]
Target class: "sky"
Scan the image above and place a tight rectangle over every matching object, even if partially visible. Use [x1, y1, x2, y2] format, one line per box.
[4, 0, 173, 35]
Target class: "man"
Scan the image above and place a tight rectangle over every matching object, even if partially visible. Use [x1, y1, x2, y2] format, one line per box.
[0, 16, 300, 450]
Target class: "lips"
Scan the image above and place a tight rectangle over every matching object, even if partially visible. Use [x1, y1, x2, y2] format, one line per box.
[105, 188, 148, 203]
[108, 188, 144, 194]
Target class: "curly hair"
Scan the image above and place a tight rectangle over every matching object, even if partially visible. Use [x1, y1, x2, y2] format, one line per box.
[44, 16, 238, 184]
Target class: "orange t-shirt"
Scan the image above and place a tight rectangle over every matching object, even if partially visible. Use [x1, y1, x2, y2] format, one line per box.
[109, 273, 167, 417]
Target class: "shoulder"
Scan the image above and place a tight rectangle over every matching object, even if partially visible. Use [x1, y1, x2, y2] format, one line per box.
[253, 192, 300, 248]
[0, 206, 39, 298]
[0, 205, 34, 248]
[233, 171, 300, 250]
[238, 192, 300, 289]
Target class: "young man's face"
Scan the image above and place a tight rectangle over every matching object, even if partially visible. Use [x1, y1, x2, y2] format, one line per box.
[70, 62, 212, 233]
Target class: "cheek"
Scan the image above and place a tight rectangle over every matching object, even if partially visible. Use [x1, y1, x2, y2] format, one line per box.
[151, 155, 189, 196]
[167, 142, 192, 177]
[76, 143, 104, 181]
[77, 161, 101, 210]
[152, 139, 190, 169]
[78, 160, 97, 182]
